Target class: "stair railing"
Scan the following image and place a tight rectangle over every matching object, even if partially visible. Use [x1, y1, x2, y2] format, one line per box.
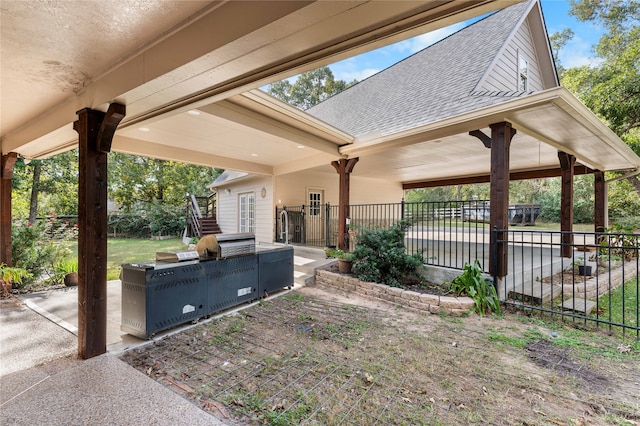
[186, 194, 203, 237]
[205, 193, 216, 218]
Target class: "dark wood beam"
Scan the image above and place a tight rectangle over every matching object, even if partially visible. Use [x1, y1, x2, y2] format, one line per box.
[558, 151, 576, 258]
[489, 122, 515, 278]
[73, 104, 123, 359]
[1, 152, 18, 266]
[469, 130, 491, 148]
[331, 157, 359, 251]
[96, 103, 126, 153]
[402, 165, 595, 190]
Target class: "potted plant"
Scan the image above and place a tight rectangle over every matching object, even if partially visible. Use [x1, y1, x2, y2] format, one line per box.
[55, 257, 78, 287]
[324, 248, 355, 273]
[0, 263, 32, 298]
[573, 257, 592, 276]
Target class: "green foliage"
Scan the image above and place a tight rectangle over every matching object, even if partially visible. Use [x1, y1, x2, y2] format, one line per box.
[351, 220, 424, 288]
[49, 257, 78, 285]
[324, 247, 355, 262]
[147, 201, 185, 236]
[11, 151, 79, 218]
[404, 184, 489, 203]
[108, 153, 222, 211]
[267, 66, 356, 110]
[108, 214, 150, 238]
[0, 264, 32, 285]
[11, 220, 69, 286]
[549, 28, 575, 78]
[448, 260, 501, 316]
[535, 176, 594, 224]
[600, 224, 640, 260]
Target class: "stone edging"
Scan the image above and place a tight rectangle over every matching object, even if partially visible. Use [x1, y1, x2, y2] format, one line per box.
[314, 268, 475, 316]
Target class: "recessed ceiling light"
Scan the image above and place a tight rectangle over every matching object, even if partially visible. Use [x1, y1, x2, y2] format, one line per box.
[139, 127, 150, 132]
[296, 145, 305, 149]
[251, 153, 258, 157]
[187, 110, 201, 116]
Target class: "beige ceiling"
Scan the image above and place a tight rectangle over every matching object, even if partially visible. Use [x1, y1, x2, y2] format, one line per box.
[2, 0, 511, 156]
[2, 0, 638, 187]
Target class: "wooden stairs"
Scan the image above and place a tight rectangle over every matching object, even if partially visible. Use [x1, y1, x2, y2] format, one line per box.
[199, 216, 221, 236]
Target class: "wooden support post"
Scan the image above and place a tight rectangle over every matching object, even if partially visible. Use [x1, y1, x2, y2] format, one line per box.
[74, 104, 125, 359]
[594, 170, 606, 233]
[331, 158, 359, 251]
[558, 151, 575, 258]
[489, 122, 515, 278]
[1, 152, 18, 266]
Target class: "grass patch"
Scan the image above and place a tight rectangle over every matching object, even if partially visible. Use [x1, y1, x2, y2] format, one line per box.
[486, 327, 545, 348]
[594, 278, 639, 334]
[63, 237, 187, 281]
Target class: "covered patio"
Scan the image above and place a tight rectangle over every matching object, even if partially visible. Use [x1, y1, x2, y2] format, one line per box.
[2, 0, 640, 359]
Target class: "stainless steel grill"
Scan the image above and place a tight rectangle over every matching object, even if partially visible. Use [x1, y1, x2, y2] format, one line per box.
[214, 232, 255, 258]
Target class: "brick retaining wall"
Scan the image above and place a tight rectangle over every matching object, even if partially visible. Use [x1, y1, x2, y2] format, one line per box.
[314, 268, 475, 316]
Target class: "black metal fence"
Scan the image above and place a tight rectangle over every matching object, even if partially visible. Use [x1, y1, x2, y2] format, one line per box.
[275, 200, 494, 270]
[495, 228, 639, 337]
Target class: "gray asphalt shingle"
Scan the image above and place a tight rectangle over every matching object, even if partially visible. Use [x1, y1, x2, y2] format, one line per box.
[307, 1, 532, 137]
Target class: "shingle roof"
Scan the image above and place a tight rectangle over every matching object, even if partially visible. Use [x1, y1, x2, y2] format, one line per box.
[307, 1, 533, 137]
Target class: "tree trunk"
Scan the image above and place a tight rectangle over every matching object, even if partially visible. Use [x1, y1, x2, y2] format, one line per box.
[28, 161, 41, 223]
[627, 175, 640, 199]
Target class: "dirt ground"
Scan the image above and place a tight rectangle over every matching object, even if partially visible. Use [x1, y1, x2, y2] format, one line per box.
[121, 286, 640, 425]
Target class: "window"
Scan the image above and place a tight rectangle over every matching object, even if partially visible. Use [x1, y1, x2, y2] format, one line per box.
[518, 55, 528, 91]
[239, 192, 255, 233]
[309, 191, 322, 217]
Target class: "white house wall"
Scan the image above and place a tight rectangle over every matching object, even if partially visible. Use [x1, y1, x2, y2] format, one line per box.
[274, 171, 403, 207]
[216, 175, 274, 244]
[480, 17, 545, 92]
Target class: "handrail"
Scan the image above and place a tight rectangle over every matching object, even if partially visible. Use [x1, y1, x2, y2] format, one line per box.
[190, 194, 203, 219]
[186, 194, 202, 237]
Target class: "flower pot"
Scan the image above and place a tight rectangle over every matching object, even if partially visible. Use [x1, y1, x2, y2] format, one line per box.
[1, 282, 12, 298]
[578, 265, 592, 276]
[337, 259, 353, 274]
[64, 272, 79, 287]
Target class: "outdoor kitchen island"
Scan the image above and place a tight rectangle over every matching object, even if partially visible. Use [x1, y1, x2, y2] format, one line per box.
[120, 233, 293, 339]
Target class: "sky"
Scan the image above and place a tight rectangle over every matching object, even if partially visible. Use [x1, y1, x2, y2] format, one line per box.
[327, 0, 604, 83]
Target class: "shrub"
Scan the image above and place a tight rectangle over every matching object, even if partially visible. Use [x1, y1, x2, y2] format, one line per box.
[0, 263, 32, 297]
[351, 220, 424, 288]
[448, 260, 501, 316]
[11, 220, 68, 286]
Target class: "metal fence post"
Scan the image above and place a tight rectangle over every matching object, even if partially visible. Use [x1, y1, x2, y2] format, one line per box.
[301, 205, 306, 245]
[492, 226, 499, 293]
[325, 203, 331, 247]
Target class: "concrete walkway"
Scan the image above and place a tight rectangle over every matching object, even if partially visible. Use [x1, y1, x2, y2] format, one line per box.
[0, 246, 331, 425]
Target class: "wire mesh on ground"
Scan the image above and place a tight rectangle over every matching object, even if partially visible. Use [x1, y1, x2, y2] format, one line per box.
[121, 291, 640, 425]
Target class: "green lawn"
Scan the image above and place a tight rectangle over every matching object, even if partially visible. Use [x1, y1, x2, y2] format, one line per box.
[594, 278, 639, 334]
[64, 237, 188, 280]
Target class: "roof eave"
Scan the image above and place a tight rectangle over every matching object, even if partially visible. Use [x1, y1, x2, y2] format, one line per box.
[339, 87, 640, 172]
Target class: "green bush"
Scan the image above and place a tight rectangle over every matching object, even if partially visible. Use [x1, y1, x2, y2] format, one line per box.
[448, 260, 501, 316]
[11, 220, 69, 286]
[147, 201, 185, 236]
[108, 214, 150, 238]
[351, 220, 424, 288]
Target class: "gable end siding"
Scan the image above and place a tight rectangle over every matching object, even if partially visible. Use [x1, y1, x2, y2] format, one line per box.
[478, 18, 544, 93]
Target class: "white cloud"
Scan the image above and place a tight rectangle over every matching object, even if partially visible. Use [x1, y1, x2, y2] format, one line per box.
[559, 36, 599, 68]
[390, 23, 466, 54]
[334, 68, 380, 82]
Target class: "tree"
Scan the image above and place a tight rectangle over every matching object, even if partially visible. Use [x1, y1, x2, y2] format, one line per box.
[548, 28, 574, 79]
[267, 67, 356, 110]
[11, 150, 79, 218]
[561, 0, 640, 198]
[108, 152, 222, 211]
